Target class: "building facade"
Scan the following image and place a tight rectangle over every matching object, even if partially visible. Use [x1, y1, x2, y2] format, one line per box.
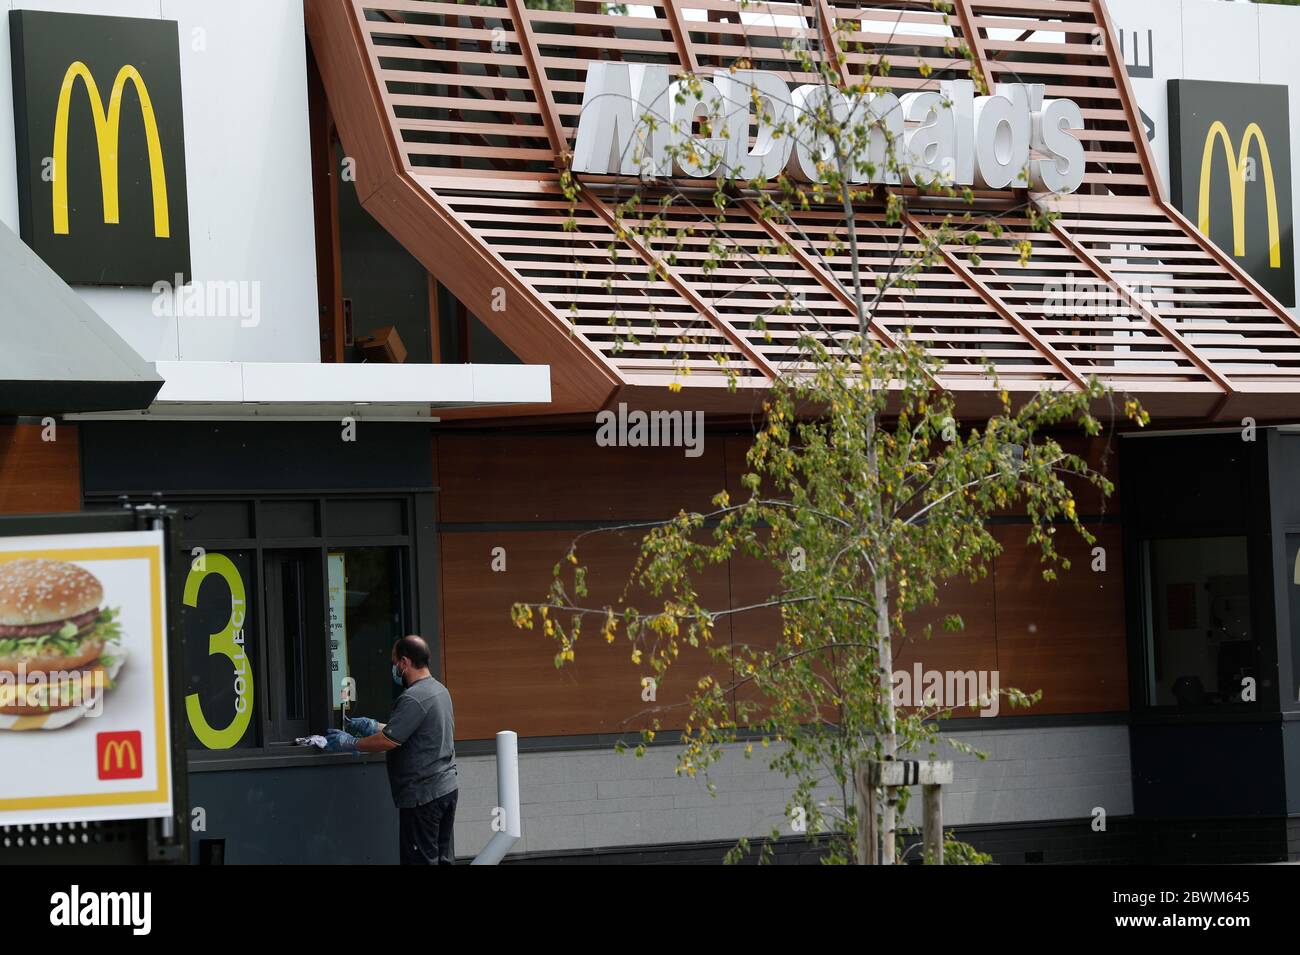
[3, 0, 1300, 864]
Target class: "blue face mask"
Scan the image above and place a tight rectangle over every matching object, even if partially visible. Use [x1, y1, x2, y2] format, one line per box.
[392, 663, 404, 687]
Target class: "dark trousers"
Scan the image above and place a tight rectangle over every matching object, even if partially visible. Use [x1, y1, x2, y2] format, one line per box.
[399, 790, 458, 865]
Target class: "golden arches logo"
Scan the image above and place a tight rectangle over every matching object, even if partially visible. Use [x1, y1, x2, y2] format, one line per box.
[52, 61, 170, 238]
[1197, 120, 1281, 269]
[101, 738, 139, 773]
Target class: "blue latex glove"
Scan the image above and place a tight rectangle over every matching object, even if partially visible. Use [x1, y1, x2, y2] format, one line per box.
[345, 716, 380, 738]
[325, 728, 360, 754]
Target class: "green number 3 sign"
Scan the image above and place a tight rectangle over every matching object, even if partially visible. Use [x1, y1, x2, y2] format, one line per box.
[183, 554, 253, 749]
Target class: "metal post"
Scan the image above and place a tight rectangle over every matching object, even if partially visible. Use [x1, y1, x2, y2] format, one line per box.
[136, 498, 186, 863]
[471, 730, 521, 865]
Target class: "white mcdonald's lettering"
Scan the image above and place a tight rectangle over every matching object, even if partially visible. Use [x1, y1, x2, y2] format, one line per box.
[572, 66, 1086, 195]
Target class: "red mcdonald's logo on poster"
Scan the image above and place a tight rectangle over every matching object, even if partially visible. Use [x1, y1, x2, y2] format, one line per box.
[96, 731, 143, 780]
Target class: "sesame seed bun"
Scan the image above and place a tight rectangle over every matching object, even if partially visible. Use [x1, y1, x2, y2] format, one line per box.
[0, 559, 103, 627]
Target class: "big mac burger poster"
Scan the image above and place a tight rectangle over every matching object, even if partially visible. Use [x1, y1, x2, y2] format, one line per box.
[0, 530, 172, 825]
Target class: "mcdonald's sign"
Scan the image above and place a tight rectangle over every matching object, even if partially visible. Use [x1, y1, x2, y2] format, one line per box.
[96, 731, 144, 781]
[9, 10, 190, 286]
[1169, 79, 1295, 306]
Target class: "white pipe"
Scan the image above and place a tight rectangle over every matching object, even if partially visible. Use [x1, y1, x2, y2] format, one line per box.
[470, 730, 521, 865]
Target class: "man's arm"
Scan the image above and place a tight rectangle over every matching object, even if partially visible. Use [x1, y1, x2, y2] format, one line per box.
[364, 694, 421, 754]
[356, 732, 398, 754]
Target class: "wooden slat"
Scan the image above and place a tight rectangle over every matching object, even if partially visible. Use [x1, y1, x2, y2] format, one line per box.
[1088, 0, 1165, 202]
[1159, 201, 1300, 343]
[659, 0, 700, 74]
[904, 211, 1087, 389]
[815, 0, 852, 89]
[737, 196, 901, 349]
[503, 0, 570, 163]
[580, 187, 781, 379]
[1046, 214, 1233, 394]
[954, 0, 994, 90]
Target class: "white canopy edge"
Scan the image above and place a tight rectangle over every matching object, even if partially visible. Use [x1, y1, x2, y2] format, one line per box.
[65, 360, 551, 421]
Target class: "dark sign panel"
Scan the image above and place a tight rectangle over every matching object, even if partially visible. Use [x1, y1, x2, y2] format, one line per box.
[182, 551, 257, 750]
[1169, 79, 1295, 306]
[9, 10, 190, 286]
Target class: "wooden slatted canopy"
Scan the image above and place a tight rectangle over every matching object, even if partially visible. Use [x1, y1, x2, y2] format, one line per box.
[306, 0, 1300, 421]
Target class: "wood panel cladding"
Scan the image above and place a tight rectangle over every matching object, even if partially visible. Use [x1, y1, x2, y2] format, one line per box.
[436, 432, 727, 524]
[0, 425, 79, 514]
[992, 523, 1128, 715]
[1056, 434, 1122, 517]
[725, 548, 785, 719]
[898, 574, 1000, 688]
[441, 529, 730, 739]
[725, 431, 1121, 519]
[435, 433, 1129, 739]
[727, 557, 1001, 722]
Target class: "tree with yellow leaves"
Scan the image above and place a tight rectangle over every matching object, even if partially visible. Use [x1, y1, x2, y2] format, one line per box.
[511, 0, 1146, 863]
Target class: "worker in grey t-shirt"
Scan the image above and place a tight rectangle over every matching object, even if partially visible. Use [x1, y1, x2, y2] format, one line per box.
[325, 634, 459, 864]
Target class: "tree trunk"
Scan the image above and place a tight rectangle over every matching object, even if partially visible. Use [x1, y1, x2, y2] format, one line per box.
[875, 571, 896, 864]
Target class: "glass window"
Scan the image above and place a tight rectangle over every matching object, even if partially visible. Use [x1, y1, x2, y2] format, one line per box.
[326, 499, 405, 537]
[279, 558, 308, 721]
[1286, 535, 1300, 703]
[329, 547, 409, 722]
[264, 549, 323, 742]
[181, 550, 259, 749]
[180, 501, 252, 540]
[261, 500, 318, 539]
[1143, 536, 1256, 707]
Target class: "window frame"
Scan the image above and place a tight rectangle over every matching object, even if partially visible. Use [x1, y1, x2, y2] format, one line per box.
[1121, 433, 1280, 718]
[103, 490, 423, 764]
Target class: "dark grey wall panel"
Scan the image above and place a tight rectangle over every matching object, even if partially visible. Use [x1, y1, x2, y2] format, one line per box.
[1131, 722, 1285, 818]
[188, 763, 398, 864]
[1122, 434, 1258, 536]
[81, 421, 433, 494]
[1284, 721, 1300, 816]
[1273, 433, 1300, 528]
